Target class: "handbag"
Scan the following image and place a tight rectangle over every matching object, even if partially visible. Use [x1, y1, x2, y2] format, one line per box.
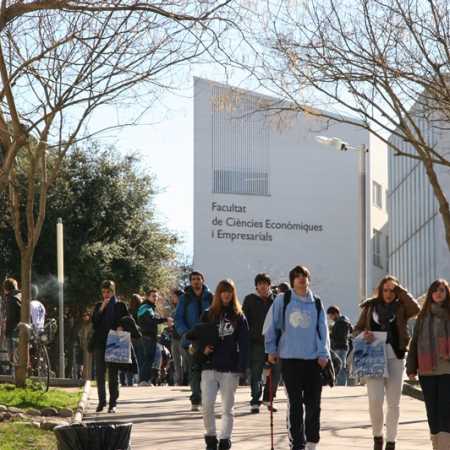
[105, 330, 132, 364]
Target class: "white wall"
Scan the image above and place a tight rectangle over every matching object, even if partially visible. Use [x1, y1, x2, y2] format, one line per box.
[194, 78, 371, 321]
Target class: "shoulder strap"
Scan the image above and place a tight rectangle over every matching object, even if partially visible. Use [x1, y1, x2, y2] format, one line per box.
[314, 296, 323, 340]
[282, 290, 292, 332]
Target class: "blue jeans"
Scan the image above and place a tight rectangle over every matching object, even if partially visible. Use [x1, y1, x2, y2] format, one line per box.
[141, 336, 156, 382]
[335, 349, 348, 386]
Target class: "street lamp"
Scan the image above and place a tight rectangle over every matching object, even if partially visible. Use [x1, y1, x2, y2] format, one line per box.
[316, 134, 369, 303]
[316, 136, 368, 153]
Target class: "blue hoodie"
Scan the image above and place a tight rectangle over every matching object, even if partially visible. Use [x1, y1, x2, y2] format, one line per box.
[175, 285, 213, 348]
[264, 289, 330, 360]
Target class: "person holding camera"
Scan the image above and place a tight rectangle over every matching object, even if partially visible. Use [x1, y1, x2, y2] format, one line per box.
[188, 279, 249, 450]
[354, 276, 419, 450]
[264, 265, 330, 450]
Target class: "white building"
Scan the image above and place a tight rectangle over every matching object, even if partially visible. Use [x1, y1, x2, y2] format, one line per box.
[388, 111, 450, 298]
[194, 78, 388, 320]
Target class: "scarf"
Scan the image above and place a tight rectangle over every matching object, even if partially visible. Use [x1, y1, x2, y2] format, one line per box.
[374, 299, 399, 331]
[417, 302, 450, 374]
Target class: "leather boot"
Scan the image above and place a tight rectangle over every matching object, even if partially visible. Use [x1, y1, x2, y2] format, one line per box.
[218, 438, 232, 450]
[385, 442, 395, 450]
[373, 436, 383, 450]
[205, 435, 218, 450]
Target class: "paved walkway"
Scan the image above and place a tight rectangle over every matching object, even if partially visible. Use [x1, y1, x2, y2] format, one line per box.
[84, 385, 430, 449]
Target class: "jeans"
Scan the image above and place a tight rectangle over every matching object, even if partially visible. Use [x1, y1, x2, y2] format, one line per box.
[201, 370, 239, 439]
[282, 359, 322, 449]
[141, 336, 157, 382]
[419, 374, 450, 435]
[171, 338, 184, 386]
[249, 341, 280, 405]
[334, 349, 348, 386]
[94, 346, 119, 407]
[183, 347, 202, 404]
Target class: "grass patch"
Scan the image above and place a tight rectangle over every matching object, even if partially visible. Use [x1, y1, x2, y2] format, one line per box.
[0, 422, 57, 450]
[0, 383, 81, 410]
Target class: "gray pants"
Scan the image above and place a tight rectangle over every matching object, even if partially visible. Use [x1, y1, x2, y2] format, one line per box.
[171, 338, 183, 386]
[201, 370, 239, 440]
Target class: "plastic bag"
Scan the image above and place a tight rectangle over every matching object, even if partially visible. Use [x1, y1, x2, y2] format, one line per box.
[105, 330, 132, 364]
[54, 422, 132, 450]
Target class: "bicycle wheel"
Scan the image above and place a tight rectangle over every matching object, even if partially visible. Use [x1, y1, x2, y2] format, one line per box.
[36, 344, 50, 392]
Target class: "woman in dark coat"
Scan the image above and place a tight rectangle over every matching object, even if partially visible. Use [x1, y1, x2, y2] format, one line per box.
[91, 280, 134, 413]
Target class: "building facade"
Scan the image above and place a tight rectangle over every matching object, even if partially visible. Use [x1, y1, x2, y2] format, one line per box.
[194, 78, 388, 320]
[388, 114, 450, 297]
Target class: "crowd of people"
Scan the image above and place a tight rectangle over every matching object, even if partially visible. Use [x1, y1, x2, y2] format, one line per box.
[1, 267, 450, 450]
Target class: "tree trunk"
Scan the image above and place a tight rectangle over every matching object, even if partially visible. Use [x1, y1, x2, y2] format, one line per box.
[15, 247, 33, 387]
[423, 159, 450, 253]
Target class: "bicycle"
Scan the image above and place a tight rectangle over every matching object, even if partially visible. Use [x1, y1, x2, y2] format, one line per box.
[13, 319, 57, 392]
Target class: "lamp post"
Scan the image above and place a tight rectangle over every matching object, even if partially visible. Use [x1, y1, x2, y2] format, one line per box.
[57, 218, 65, 378]
[315, 136, 369, 302]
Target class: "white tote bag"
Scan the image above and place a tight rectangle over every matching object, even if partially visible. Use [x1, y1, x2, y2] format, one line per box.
[351, 331, 389, 378]
[105, 330, 132, 364]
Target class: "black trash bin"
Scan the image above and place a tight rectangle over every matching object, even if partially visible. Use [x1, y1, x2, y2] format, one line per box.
[54, 422, 132, 450]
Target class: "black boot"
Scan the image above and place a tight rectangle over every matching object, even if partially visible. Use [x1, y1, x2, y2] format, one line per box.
[218, 439, 231, 450]
[385, 443, 395, 450]
[373, 437, 383, 450]
[205, 435, 218, 450]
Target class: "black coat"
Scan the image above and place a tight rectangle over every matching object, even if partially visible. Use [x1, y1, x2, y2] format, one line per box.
[91, 299, 129, 349]
[5, 290, 21, 337]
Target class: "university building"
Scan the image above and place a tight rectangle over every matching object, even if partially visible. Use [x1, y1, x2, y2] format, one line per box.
[193, 78, 388, 320]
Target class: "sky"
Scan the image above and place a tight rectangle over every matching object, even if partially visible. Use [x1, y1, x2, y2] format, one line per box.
[114, 87, 195, 259]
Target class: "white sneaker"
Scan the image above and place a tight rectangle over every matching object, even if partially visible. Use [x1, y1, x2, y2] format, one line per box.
[305, 443, 318, 450]
[191, 403, 201, 412]
[138, 381, 149, 386]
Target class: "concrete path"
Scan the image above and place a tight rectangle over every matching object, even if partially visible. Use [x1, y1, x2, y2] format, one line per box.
[84, 385, 430, 449]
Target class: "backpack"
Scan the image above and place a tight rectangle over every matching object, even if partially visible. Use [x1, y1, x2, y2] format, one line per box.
[277, 290, 339, 387]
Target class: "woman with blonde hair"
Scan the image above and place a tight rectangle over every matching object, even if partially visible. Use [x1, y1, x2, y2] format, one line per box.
[354, 275, 419, 450]
[187, 279, 249, 450]
[407, 279, 450, 450]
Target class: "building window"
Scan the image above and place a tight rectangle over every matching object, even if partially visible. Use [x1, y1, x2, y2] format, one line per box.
[373, 229, 383, 268]
[373, 181, 383, 209]
[211, 86, 270, 196]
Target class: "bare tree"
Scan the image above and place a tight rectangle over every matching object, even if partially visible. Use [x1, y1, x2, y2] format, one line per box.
[240, 0, 450, 250]
[0, 0, 240, 386]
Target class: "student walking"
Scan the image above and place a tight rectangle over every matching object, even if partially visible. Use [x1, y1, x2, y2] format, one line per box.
[242, 273, 280, 413]
[326, 305, 353, 386]
[264, 265, 330, 450]
[175, 271, 213, 410]
[91, 280, 129, 413]
[188, 279, 249, 450]
[407, 279, 450, 450]
[354, 275, 419, 450]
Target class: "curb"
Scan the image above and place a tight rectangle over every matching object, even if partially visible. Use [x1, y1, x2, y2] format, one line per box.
[402, 381, 423, 401]
[73, 380, 91, 424]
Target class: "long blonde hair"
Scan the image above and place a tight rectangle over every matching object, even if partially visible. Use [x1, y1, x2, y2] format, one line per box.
[208, 279, 243, 321]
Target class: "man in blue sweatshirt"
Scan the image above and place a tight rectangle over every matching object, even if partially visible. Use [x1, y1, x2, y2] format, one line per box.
[175, 271, 213, 411]
[264, 265, 330, 450]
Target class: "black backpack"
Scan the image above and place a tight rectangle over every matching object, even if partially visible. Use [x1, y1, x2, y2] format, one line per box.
[277, 290, 339, 387]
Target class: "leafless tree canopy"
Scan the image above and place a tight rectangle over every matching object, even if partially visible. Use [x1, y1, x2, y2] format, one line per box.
[239, 0, 450, 249]
[0, 0, 238, 189]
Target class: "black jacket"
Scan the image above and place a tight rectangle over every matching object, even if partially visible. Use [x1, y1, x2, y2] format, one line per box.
[91, 299, 129, 349]
[330, 315, 353, 351]
[136, 301, 166, 338]
[5, 290, 21, 337]
[190, 309, 249, 374]
[242, 292, 275, 345]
